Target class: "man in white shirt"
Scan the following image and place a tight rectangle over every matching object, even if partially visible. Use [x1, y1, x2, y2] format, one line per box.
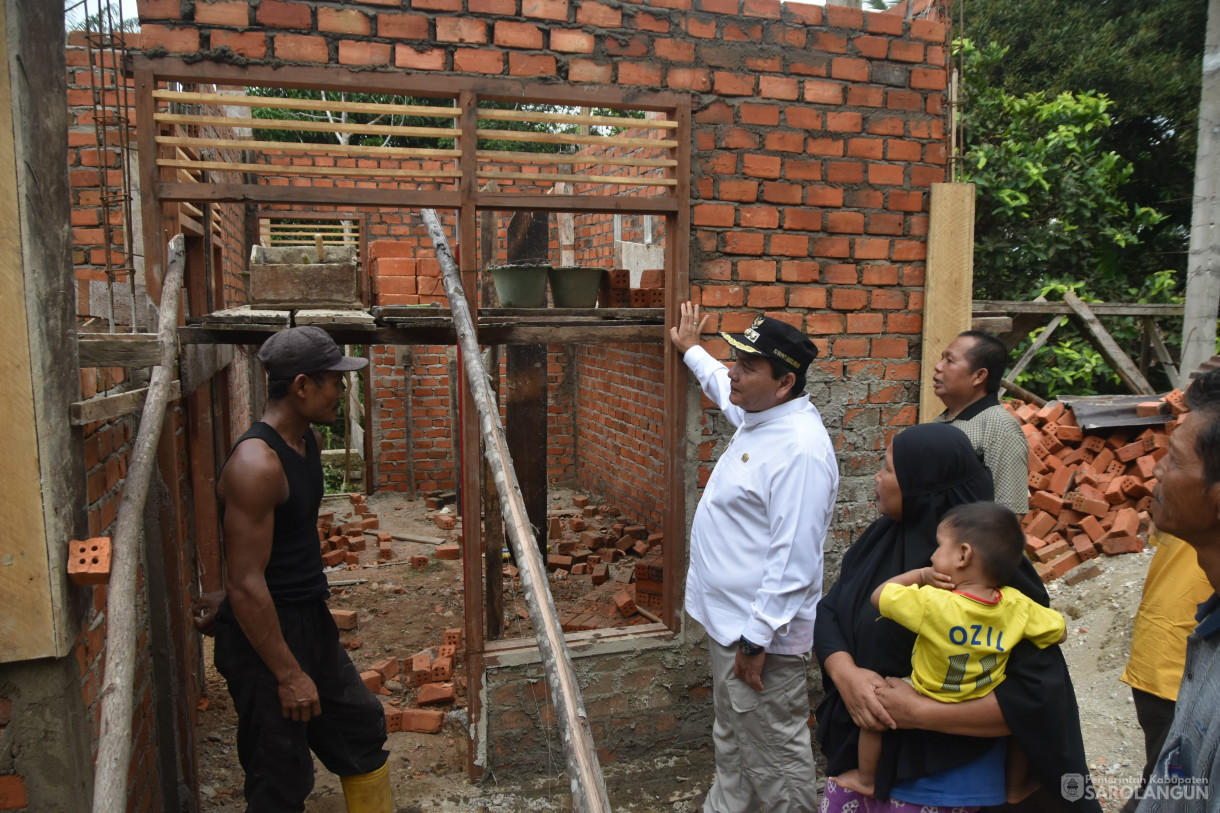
[671, 301, 838, 813]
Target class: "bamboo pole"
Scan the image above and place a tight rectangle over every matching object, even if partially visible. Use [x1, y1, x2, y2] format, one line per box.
[420, 208, 612, 813]
[92, 234, 186, 813]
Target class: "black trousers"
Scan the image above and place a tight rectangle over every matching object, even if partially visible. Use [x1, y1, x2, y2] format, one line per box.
[214, 600, 388, 813]
[1118, 687, 1176, 813]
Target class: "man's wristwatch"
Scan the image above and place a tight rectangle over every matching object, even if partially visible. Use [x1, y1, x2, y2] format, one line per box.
[738, 636, 765, 656]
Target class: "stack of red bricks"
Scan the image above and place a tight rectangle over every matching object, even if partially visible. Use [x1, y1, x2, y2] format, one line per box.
[1007, 390, 1187, 584]
[602, 267, 664, 308]
[318, 494, 383, 567]
[363, 628, 464, 735]
[368, 239, 446, 307]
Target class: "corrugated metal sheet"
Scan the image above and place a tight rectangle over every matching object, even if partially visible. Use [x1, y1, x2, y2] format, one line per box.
[1057, 394, 1172, 432]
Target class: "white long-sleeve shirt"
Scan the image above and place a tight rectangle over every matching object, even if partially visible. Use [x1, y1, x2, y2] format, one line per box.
[683, 346, 838, 655]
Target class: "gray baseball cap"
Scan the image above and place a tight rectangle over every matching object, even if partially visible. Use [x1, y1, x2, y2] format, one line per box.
[258, 326, 368, 379]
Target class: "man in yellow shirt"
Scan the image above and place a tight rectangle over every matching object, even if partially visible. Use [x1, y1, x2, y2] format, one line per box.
[1119, 530, 1212, 813]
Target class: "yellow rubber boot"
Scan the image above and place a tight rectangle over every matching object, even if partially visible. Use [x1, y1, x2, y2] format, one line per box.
[340, 761, 393, 813]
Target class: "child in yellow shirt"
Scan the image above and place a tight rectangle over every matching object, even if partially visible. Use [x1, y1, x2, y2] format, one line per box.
[835, 501, 1067, 797]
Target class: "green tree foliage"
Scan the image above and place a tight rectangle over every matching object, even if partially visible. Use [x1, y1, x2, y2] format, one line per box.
[1011, 271, 1184, 397]
[959, 40, 1166, 300]
[958, 0, 1207, 295]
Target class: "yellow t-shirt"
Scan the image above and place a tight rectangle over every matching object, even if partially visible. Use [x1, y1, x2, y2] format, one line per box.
[880, 582, 1066, 702]
[1121, 530, 1213, 701]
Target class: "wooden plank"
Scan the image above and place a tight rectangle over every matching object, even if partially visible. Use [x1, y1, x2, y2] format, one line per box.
[1145, 317, 1181, 383]
[70, 380, 184, 426]
[77, 333, 161, 367]
[456, 90, 487, 781]
[157, 181, 463, 210]
[155, 112, 460, 141]
[0, 12, 57, 659]
[920, 183, 976, 422]
[476, 128, 676, 150]
[154, 89, 461, 119]
[1002, 315, 1064, 395]
[134, 66, 166, 306]
[478, 108, 677, 129]
[478, 170, 675, 188]
[970, 316, 1012, 333]
[662, 98, 692, 629]
[973, 300, 1183, 317]
[422, 208, 611, 812]
[998, 378, 1047, 407]
[179, 343, 234, 396]
[158, 157, 460, 181]
[177, 323, 664, 347]
[477, 150, 676, 168]
[476, 192, 678, 215]
[1179, 3, 1220, 382]
[158, 134, 460, 160]
[1063, 291, 1155, 395]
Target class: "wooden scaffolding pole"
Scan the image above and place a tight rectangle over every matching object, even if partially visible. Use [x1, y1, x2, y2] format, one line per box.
[420, 209, 612, 813]
[91, 234, 186, 813]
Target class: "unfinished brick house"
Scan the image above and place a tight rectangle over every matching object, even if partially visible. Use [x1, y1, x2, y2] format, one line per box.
[0, 0, 951, 808]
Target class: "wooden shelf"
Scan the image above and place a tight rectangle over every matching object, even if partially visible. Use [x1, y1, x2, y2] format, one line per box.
[182, 305, 666, 346]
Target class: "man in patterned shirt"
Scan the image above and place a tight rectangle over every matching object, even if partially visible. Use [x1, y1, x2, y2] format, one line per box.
[932, 331, 1029, 515]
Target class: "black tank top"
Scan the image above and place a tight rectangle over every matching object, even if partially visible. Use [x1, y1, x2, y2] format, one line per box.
[226, 421, 329, 604]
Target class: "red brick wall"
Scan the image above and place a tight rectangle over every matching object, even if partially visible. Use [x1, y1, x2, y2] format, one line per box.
[575, 343, 666, 529]
[135, 0, 949, 778]
[62, 28, 254, 810]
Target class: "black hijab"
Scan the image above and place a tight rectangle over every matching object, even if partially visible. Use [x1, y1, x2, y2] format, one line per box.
[814, 423, 1100, 812]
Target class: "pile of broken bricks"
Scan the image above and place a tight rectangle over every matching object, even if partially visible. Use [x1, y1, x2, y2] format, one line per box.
[1006, 388, 1188, 586]
[320, 493, 463, 570]
[526, 495, 665, 632]
[331, 607, 464, 735]
[318, 494, 395, 567]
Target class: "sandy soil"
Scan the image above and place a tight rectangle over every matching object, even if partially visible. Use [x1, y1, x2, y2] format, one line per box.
[193, 489, 1153, 812]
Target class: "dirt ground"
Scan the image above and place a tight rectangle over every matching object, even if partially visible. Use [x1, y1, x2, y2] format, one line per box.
[193, 488, 1153, 812]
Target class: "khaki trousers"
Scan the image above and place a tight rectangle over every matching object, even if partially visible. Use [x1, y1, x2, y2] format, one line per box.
[704, 640, 819, 813]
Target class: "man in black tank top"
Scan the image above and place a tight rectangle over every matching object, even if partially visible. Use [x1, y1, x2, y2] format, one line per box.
[212, 326, 392, 812]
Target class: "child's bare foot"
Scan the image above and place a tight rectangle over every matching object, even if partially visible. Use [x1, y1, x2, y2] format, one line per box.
[833, 769, 876, 797]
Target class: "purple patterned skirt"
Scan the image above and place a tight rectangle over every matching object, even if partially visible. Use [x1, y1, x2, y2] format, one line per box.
[820, 778, 981, 813]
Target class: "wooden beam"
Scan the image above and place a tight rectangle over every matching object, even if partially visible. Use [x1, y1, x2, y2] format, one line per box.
[134, 66, 166, 307]
[662, 99, 691, 630]
[156, 181, 463, 209]
[1002, 315, 1065, 394]
[1145, 317, 1181, 383]
[92, 234, 186, 813]
[1179, 0, 1220, 382]
[421, 208, 611, 813]
[1063, 291, 1155, 395]
[973, 300, 1184, 317]
[999, 378, 1047, 407]
[77, 333, 160, 367]
[970, 316, 1012, 333]
[177, 323, 665, 346]
[475, 193, 678, 215]
[179, 336, 234, 395]
[484, 345, 505, 642]
[70, 380, 184, 426]
[920, 183, 975, 422]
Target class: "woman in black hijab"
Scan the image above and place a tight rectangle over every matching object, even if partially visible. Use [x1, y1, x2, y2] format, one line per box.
[815, 423, 1100, 812]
